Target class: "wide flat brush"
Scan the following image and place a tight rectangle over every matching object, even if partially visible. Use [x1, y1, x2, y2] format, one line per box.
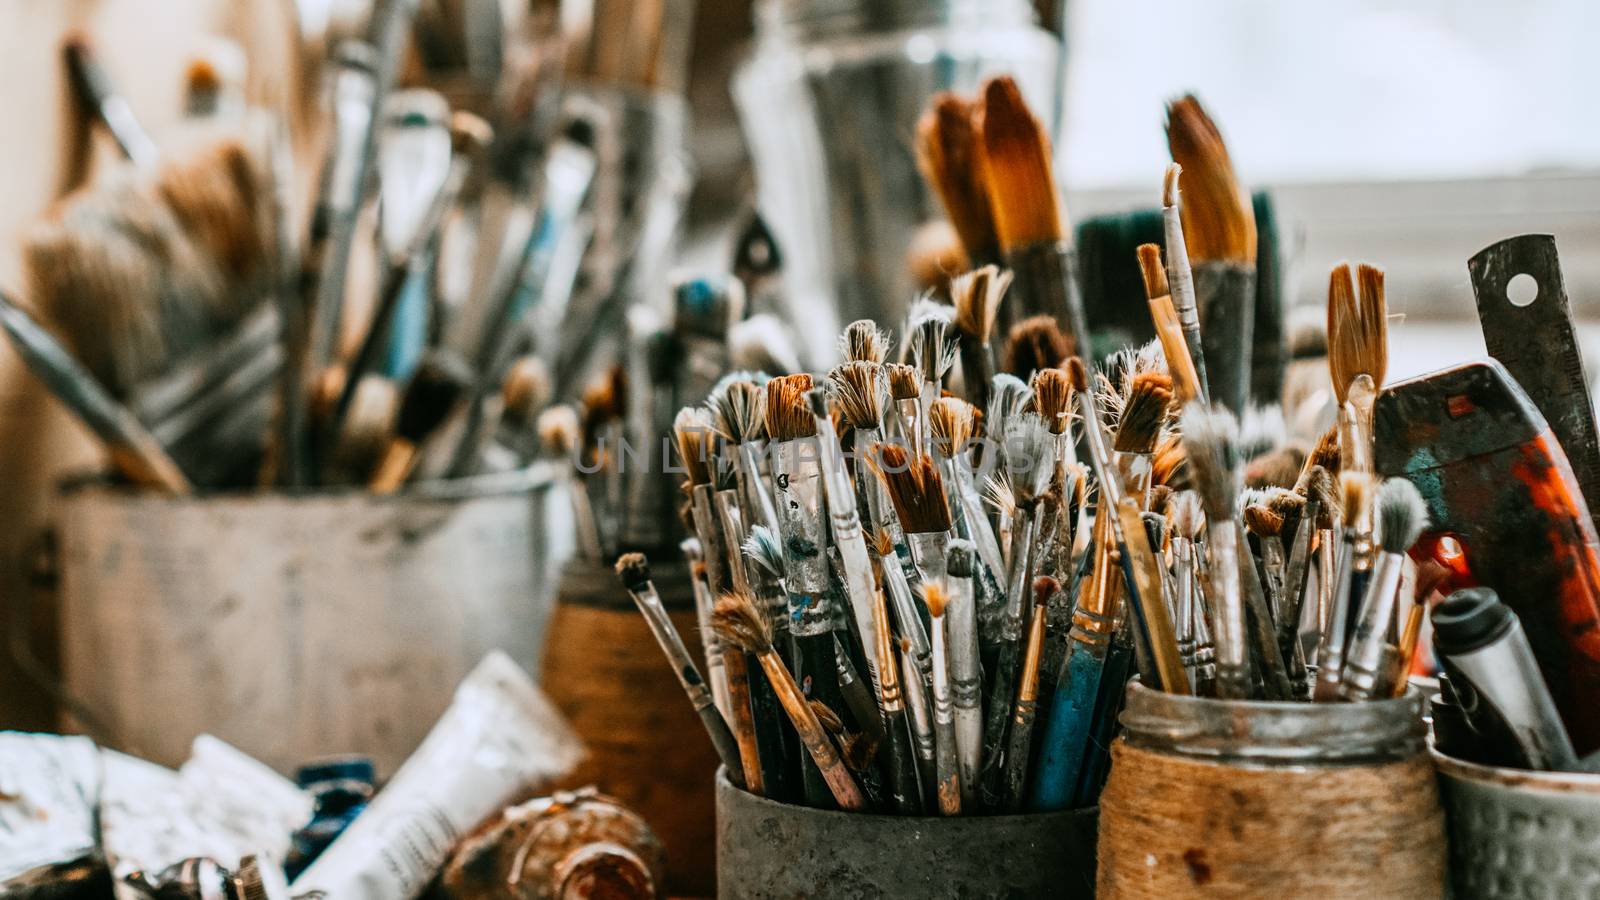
[616, 553, 746, 788]
[1167, 95, 1256, 413]
[979, 76, 1089, 354]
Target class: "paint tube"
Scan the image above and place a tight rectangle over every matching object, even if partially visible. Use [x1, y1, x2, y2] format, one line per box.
[0, 732, 102, 894]
[291, 651, 586, 900]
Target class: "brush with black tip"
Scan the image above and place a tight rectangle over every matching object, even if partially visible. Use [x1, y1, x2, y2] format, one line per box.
[978, 76, 1089, 353]
[369, 349, 473, 493]
[918, 92, 999, 272]
[1166, 95, 1255, 413]
[1312, 471, 1373, 702]
[616, 553, 746, 788]
[63, 33, 159, 168]
[1340, 478, 1429, 701]
[950, 267, 1009, 412]
[713, 590, 865, 810]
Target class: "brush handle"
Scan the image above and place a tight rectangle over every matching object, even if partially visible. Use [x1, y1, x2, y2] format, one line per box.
[1277, 507, 1319, 694]
[746, 653, 797, 802]
[792, 632, 846, 808]
[1029, 636, 1108, 810]
[979, 640, 1019, 810]
[814, 416, 886, 702]
[63, 39, 158, 167]
[737, 442, 782, 536]
[686, 549, 733, 720]
[722, 646, 765, 795]
[628, 589, 745, 788]
[1161, 202, 1209, 401]
[947, 578, 984, 806]
[1192, 262, 1255, 413]
[1313, 533, 1359, 702]
[1237, 522, 1295, 700]
[1073, 635, 1134, 809]
[929, 615, 962, 816]
[1115, 499, 1189, 695]
[756, 651, 865, 810]
[834, 636, 887, 746]
[899, 645, 937, 809]
[1002, 596, 1049, 811]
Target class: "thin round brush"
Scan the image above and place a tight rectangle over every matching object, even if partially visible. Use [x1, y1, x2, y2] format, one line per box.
[1139, 243, 1204, 405]
[1313, 472, 1373, 702]
[675, 407, 737, 721]
[870, 558, 923, 814]
[944, 541, 984, 807]
[1160, 165, 1208, 398]
[872, 527, 937, 802]
[63, 34, 159, 168]
[978, 77, 1089, 351]
[708, 373, 782, 537]
[713, 591, 865, 809]
[1340, 478, 1429, 700]
[923, 582, 962, 815]
[917, 93, 999, 269]
[951, 267, 1009, 411]
[1167, 95, 1256, 412]
[369, 349, 472, 493]
[1001, 576, 1055, 810]
[616, 554, 745, 788]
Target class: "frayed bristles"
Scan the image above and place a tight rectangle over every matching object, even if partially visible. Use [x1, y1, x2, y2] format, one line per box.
[615, 552, 651, 592]
[1000, 412, 1053, 500]
[986, 373, 1033, 431]
[1299, 426, 1341, 489]
[1030, 368, 1072, 436]
[537, 405, 580, 458]
[1137, 243, 1169, 300]
[929, 397, 976, 459]
[1242, 503, 1284, 538]
[1327, 262, 1388, 402]
[1002, 315, 1071, 378]
[909, 309, 958, 384]
[1113, 370, 1173, 454]
[887, 363, 923, 401]
[1168, 490, 1204, 541]
[829, 361, 887, 430]
[673, 407, 716, 487]
[1148, 483, 1174, 516]
[947, 539, 975, 578]
[580, 365, 628, 434]
[978, 76, 1063, 251]
[1245, 444, 1306, 490]
[709, 378, 766, 444]
[1165, 95, 1255, 263]
[1033, 575, 1059, 606]
[1266, 487, 1305, 538]
[1375, 477, 1429, 554]
[922, 582, 949, 618]
[1307, 466, 1338, 529]
[907, 220, 969, 298]
[1339, 471, 1373, 527]
[744, 525, 785, 579]
[873, 527, 895, 559]
[873, 444, 953, 535]
[917, 92, 998, 262]
[1153, 433, 1189, 489]
[1180, 402, 1241, 520]
[840, 319, 891, 364]
[713, 590, 773, 653]
[764, 373, 817, 442]
[951, 265, 1010, 342]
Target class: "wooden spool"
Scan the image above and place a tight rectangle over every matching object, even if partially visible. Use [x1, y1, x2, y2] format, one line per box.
[1097, 739, 1446, 898]
[540, 557, 718, 897]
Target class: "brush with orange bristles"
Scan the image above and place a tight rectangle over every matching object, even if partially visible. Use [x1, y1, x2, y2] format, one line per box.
[918, 93, 1000, 271]
[1167, 95, 1256, 413]
[1138, 242, 1205, 406]
[978, 76, 1090, 355]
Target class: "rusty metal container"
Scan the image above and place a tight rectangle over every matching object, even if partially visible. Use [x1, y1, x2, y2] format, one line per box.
[48, 465, 563, 776]
[714, 768, 1099, 898]
[1434, 749, 1600, 898]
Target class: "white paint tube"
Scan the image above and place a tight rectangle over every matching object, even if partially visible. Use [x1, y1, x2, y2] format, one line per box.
[0, 733, 100, 888]
[291, 650, 586, 899]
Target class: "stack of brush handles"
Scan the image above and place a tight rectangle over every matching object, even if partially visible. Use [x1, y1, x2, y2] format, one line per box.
[3, 4, 695, 498]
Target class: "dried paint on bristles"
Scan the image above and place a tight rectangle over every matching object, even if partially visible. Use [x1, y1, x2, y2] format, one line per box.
[947, 539, 975, 578]
[887, 364, 923, 401]
[840, 319, 892, 364]
[829, 361, 887, 430]
[978, 76, 1063, 251]
[951, 265, 1011, 342]
[873, 444, 952, 535]
[1165, 94, 1255, 263]
[916, 92, 998, 262]
[1375, 477, 1429, 554]
[922, 582, 949, 618]
[1113, 370, 1173, 454]
[929, 397, 976, 459]
[1030, 368, 1072, 436]
[1002, 315, 1071, 378]
[615, 552, 652, 592]
[1266, 487, 1306, 538]
[1137, 243, 1169, 301]
[712, 590, 773, 653]
[764, 373, 817, 442]
[1033, 575, 1059, 606]
[672, 407, 716, 487]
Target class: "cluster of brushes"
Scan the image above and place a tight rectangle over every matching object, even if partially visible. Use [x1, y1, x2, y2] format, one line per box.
[4, 4, 698, 497]
[605, 78, 1432, 818]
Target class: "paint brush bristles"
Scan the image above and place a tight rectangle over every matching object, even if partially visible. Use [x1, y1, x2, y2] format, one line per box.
[616, 553, 746, 788]
[979, 77, 1062, 252]
[673, 407, 715, 488]
[1180, 402, 1250, 698]
[918, 93, 999, 265]
[829, 361, 887, 431]
[1113, 371, 1173, 455]
[840, 319, 892, 364]
[886, 364, 922, 403]
[1165, 95, 1255, 264]
[1031, 368, 1071, 437]
[763, 373, 816, 442]
[1339, 477, 1427, 700]
[713, 590, 865, 810]
[1137, 243, 1170, 300]
[952, 266, 1009, 348]
[708, 377, 766, 444]
[929, 397, 976, 459]
[874, 444, 952, 536]
[1002, 316, 1071, 379]
[1326, 263, 1389, 405]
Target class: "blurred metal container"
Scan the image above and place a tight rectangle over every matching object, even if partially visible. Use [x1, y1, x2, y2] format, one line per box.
[1434, 749, 1600, 899]
[47, 465, 566, 776]
[733, 0, 1061, 364]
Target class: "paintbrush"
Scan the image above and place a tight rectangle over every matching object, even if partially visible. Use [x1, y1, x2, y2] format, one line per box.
[887, 364, 925, 458]
[840, 319, 892, 365]
[978, 76, 1089, 352]
[1138, 243, 1204, 405]
[868, 557, 923, 813]
[929, 398, 1006, 590]
[1278, 463, 1336, 690]
[1159, 164, 1208, 399]
[1167, 95, 1255, 413]
[675, 407, 736, 719]
[1329, 263, 1388, 582]
[0, 292, 190, 493]
[538, 405, 605, 560]
[917, 93, 999, 270]
[369, 349, 473, 493]
[924, 583, 962, 815]
[578, 365, 628, 553]
[829, 360, 906, 560]
[616, 553, 746, 788]
[1032, 366, 1077, 475]
[1001, 576, 1056, 810]
[871, 526, 937, 798]
[1002, 316, 1071, 381]
[714, 590, 866, 809]
[908, 306, 958, 434]
[682, 543, 731, 725]
[986, 373, 1034, 567]
[944, 540, 984, 807]
[877, 445, 954, 588]
[1181, 402, 1251, 698]
[896, 634, 937, 809]
[63, 34, 159, 168]
[1112, 370, 1173, 505]
[730, 314, 802, 376]
[708, 372, 781, 537]
[1313, 472, 1374, 701]
[1340, 478, 1429, 700]
[951, 267, 1009, 412]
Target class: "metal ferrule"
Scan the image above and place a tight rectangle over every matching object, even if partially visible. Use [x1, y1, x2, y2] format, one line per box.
[1192, 261, 1256, 413]
[772, 438, 833, 636]
[1003, 242, 1089, 357]
[871, 581, 904, 714]
[1339, 550, 1407, 701]
[1162, 201, 1208, 399]
[907, 530, 949, 590]
[897, 398, 924, 459]
[881, 551, 932, 661]
[931, 617, 956, 728]
[736, 442, 782, 536]
[1205, 521, 1249, 699]
[946, 571, 983, 801]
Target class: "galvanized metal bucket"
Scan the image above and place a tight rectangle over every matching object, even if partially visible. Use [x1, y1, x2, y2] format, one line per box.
[715, 767, 1099, 898]
[47, 464, 566, 775]
[1433, 749, 1600, 898]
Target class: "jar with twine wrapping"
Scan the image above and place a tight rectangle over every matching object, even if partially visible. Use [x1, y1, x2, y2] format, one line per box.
[1096, 681, 1446, 898]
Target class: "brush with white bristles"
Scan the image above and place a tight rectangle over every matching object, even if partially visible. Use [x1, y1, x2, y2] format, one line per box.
[1339, 477, 1429, 700]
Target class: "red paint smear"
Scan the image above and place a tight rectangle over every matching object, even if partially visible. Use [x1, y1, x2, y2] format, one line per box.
[1511, 436, 1600, 661]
